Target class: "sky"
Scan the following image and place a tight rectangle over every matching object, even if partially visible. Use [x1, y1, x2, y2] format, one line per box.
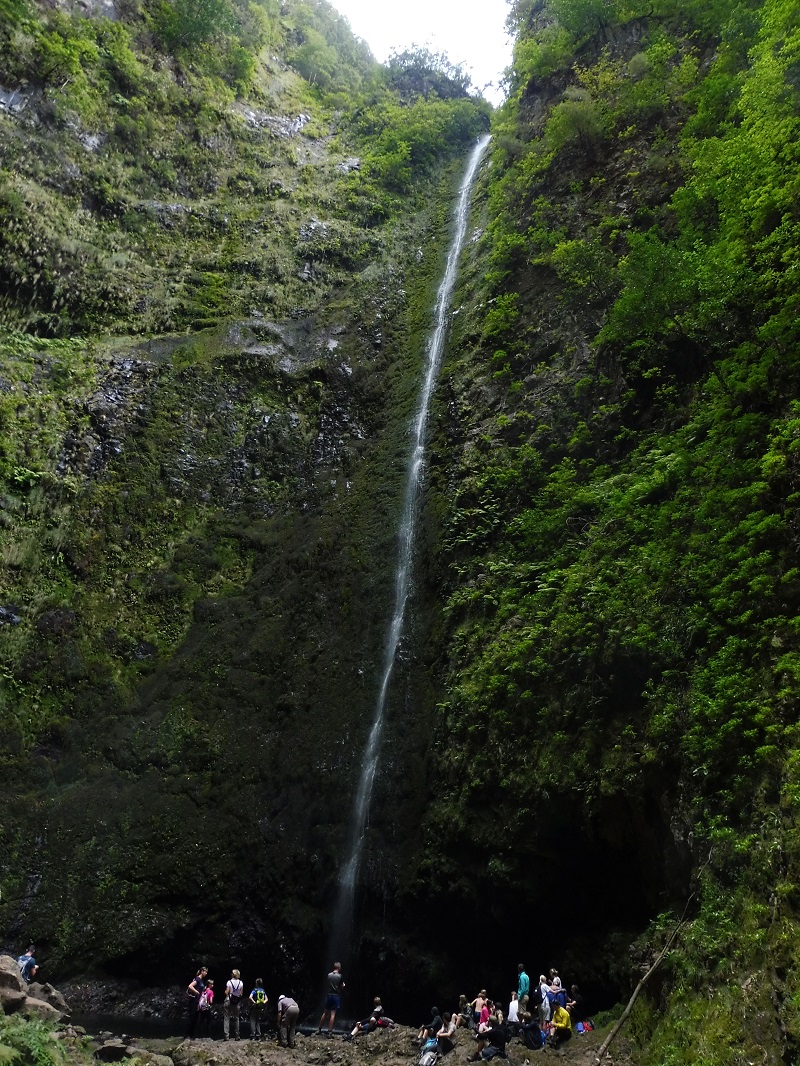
[329, 0, 514, 106]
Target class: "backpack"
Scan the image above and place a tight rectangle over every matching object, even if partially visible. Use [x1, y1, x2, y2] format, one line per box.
[418, 1051, 439, 1066]
[253, 988, 267, 1006]
[17, 955, 32, 980]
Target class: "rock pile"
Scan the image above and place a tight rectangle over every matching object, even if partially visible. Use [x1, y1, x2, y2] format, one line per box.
[0, 955, 70, 1022]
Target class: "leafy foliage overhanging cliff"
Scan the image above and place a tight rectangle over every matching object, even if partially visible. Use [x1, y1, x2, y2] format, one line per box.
[413, 0, 800, 1060]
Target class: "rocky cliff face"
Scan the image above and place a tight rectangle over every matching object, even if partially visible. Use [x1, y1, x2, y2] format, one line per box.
[0, 0, 487, 1011]
[4, 0, 800, 1059]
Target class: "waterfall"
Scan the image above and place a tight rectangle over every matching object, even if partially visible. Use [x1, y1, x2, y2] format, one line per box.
[329, 134, 491, 964]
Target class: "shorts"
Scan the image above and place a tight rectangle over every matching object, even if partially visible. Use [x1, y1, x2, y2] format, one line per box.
[326, 994, 341, 1011]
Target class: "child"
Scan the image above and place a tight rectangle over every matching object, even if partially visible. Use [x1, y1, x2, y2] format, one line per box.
[197, 979, 215, 1036]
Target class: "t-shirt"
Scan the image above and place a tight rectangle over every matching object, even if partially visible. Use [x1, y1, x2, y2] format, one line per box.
[17, 955, 36, 982]
[278, 995, 298, 1012]
[227, 978, 244, 1000]
[521, 1022, 544, 1050]
[328, 971, 344, 993]
[507, 1000, 519, 1023]
[518, 971, 530, 998]
[251, 987, 268, 1007]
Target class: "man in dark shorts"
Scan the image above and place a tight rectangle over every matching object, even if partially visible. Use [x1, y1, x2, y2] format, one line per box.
[318, 962, 345, 1036]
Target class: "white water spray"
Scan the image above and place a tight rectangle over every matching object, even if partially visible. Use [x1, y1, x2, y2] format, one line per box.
[330, 134, 491, 959]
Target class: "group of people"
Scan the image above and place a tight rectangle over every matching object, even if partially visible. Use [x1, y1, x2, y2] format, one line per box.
[185, 966, 299, 1046]
[184, 957, 587, 1055]
[417, 964, 589, 1059]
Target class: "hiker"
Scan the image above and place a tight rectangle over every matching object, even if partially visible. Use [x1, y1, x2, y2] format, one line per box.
[566, 984, 584, 1021]
[249, 978, 268, 1040]
[469, 1015, 507, 1061]
[277, 993, 300, 1048]
[519, 1012, 544, 1050]
[549, 1000, 572, 1046]
[471, 990, 487, 1025]
[318, 962, 345, 1036]
[224, 969, 244, 1041]
[537, 975, 550, 1028]
[417, 1006, 443, 1042]
[197, 979, 215, 1037]
[506, 992, 519, 1034]
[436, 1012, 457, 1055]
[517, 964, 530, 1002]
[456, 994, 473, 1028]
[17, 947, 38, 984]
[477, 999, 491, 1032]
[346, 996, 384, 1040]
[186, 966, 208, 1038]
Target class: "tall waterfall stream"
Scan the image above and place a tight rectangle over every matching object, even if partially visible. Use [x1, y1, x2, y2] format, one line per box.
[329, 134, 492, 963]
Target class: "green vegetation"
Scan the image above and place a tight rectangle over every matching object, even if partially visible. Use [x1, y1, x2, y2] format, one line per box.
[0, 1013, 80, 1066]
[5, 0, 800, 1053]
[414, 0, 800, 1059]
[0, 0, 488, 998]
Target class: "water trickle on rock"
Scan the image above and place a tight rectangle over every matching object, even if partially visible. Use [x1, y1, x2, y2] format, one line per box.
[329, 134, 492, 964]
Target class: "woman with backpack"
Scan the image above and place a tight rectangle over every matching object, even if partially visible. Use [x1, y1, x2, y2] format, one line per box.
[186, 966, 208, 1038]
[224, 969, 244, 1040]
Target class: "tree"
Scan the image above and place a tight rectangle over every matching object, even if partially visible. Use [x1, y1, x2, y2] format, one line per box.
[385, 46, 473, 101]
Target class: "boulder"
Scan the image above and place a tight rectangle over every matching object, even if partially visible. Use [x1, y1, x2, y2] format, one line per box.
[131, 1055, 173, 1066]
[95, 1039, 129, 1061]
[0, 955, 25, 994]
[20, 995, 61, 1021]
[0, 955, 26, 1014]
[28, 982, 71, 1014]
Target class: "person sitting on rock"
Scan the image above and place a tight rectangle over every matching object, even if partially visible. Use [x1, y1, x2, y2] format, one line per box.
[347, 996, 384, 1040]
[549, 1000, 572, 1046]
[519, 1012, 544, 1050]
[455, 994, 473, 1029]
[469, 1015, 507, 1061]
[436, 1012, 457, 1054]
[566, 984, 585, 1022]
[17, 947, 38, 984]
[417, 1006, 442, 1043]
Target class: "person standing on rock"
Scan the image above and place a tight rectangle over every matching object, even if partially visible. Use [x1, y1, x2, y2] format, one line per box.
[224, 968, 244, 1041]
[277, 992, 300, 1048]
[249, 977, 268, 1040]
[17, 946, 38, 984]
[517, 964, 530, 1003]
[317, 961, 345, 1036]
[197, 978, 215, 1037]
[186, 966, 208, 1038]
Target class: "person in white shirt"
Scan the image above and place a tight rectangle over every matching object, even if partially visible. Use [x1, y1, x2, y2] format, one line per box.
[224, 969, 244, 1040]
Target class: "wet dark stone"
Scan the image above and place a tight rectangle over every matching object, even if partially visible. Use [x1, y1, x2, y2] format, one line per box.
[36, 608, 78, 636]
